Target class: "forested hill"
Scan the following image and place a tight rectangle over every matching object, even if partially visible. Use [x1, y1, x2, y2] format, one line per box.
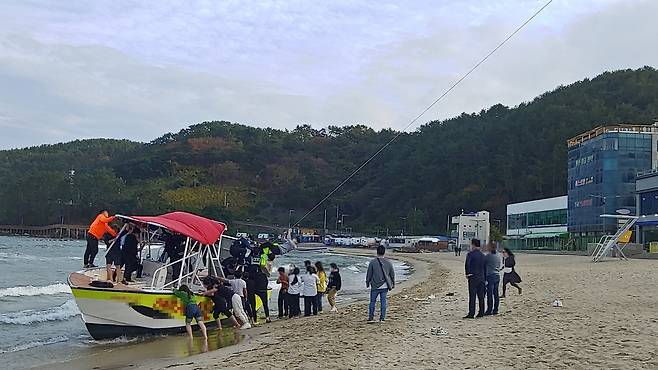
[2, 67, 658, 234]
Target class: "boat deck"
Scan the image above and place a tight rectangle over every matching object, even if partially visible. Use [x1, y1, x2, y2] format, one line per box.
[69, 269, 152, 291]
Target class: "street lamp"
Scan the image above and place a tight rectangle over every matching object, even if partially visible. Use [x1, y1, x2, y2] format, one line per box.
[400, 217, 407, 236]
[288, 209, 295, 228]
[340, 214, 349, 232]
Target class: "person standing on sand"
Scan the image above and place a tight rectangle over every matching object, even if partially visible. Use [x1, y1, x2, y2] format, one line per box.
[501, 248, 522, 297]
[315, 261, 327, 313]
[464, 239, 486, 319]
[276, 267, 289, 319]
[301, 265, 319, 316]
[484, 243, 502, 315]
[366, 245, 395, 323]
[287, 267, 302, 318]
[327, 263, 342, 312]
[84, 209, 117, 268]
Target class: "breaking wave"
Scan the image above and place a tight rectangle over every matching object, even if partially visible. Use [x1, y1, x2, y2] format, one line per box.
[0, 283, 71, 297]
[0, 299, 80, 325]
[0, 336, 69, 354]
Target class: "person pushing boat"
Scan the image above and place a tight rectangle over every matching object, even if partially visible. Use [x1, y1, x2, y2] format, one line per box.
[83, 209, 117, 268]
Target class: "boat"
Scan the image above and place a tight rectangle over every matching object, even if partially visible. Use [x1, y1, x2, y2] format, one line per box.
[68, 211, 270, 339]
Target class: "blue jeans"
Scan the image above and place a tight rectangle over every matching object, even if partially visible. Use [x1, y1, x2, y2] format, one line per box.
[368, 288, 388, 321]
[485, 273, 500, 314]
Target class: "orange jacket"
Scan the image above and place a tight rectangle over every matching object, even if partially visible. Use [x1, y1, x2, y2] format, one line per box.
[88, 213, 117, 240]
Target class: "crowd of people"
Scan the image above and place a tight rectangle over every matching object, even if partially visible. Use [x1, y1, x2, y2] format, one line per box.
[81, 210, 401, 341]
[464, 238, 523, 318]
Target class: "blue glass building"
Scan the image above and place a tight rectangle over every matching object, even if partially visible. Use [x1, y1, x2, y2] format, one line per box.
[567, 125, 658, 245]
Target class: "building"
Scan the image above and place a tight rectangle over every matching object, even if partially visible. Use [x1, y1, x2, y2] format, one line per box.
[506, 196, 568, 250]
[451, 211, 490, 251]
[635, 169, 658, 246]
[567, 124, 658, 246]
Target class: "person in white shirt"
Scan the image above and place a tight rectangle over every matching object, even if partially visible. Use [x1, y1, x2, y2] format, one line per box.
[227, 270, 252, 321]
[287, 267, 302, 317]
[300, 266, 319, 316]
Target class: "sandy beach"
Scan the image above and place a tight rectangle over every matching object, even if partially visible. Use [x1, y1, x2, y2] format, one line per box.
[48, 250, 658, 370]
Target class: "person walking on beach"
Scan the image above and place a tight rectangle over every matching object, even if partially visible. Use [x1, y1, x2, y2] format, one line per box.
[484, 243, 502, 315]
[315, 261, 327, 313]
[276, 267, 289, 318]
[301, 265, 319, 316]
[366, 245, 395, 323]
[248, 269, 271, 324]
[287, 267, 302, 318]
[327, 263, 342, 312]
[173, 284, 208, 340]
[501, 248, 522, 297]
[84, 209, 117, 268]
[464, 239, 486, 319]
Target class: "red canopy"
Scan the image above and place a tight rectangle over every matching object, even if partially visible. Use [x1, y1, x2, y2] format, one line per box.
[121, 212, 226, 245]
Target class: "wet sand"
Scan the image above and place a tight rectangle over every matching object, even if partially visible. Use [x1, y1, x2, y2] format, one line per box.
[47, 251, 658, 369]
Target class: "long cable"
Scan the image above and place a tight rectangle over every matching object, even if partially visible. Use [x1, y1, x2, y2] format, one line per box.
[294, 0, 553, 227]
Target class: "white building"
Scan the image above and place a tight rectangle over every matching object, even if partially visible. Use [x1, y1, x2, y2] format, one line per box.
[452, 211, 490, 250]
[506, 196, 568, 249]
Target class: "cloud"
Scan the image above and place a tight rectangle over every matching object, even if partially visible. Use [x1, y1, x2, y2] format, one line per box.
[0, 0, 656, 148]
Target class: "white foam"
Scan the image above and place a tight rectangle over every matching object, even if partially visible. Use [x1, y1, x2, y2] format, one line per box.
[0, 299, 80, 325]
[0, 335, 69, 354]
[0, 283, 71, 297]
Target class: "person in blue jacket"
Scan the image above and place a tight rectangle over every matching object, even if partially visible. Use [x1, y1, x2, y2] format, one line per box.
[464, 238, 486, 319]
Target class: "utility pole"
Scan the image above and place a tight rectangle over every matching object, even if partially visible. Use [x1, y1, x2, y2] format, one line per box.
[335, 206, 339, 233]
[288, 209, 295, 228]
[323, 209, 327, 234]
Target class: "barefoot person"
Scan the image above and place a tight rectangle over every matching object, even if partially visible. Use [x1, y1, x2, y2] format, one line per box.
[501, 248, 522, 297]
[174, 284, 208, 340]
[464, 239, 486, 319]
[366, 245, 395, 323]
[84, 209, 117, 268]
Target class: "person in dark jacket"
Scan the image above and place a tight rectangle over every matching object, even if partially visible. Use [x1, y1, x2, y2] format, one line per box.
[501, 248, 522, 297]
[248, 270, 271, 324]
[464, 238, 486, 319]
[327, 263, 342, 312]
[121, 226, 140, 283]
[163, 232, 186, 283]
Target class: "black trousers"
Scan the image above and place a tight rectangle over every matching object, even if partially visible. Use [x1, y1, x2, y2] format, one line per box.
[467, 277, 485, 317]
[123, 256, 138, 280]
[84, 233, 99, 266]
[304, 295, 318, 316]
[287, 293, 300, 318]
[249, 290, 270, 322]
[278, 290, 288, 317]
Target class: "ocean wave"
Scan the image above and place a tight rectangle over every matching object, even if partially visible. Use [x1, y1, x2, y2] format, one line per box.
[0, 299, 80, 325]
[0, 335, 69, 354]
[0, 283, 71, 297]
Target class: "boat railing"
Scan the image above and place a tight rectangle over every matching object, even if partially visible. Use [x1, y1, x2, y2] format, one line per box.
[149, 238, 225, 290]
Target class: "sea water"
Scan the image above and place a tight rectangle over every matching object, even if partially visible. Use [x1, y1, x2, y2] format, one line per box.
[0, 236, 408, 369]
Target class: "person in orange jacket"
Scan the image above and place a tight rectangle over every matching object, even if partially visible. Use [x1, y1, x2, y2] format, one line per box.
[83, 209, 117, 268]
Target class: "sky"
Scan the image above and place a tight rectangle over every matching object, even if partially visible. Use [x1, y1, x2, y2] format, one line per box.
[1, 0, 657, 149]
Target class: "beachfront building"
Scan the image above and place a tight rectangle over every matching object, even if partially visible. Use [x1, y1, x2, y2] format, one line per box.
[506, 196, 568, 250]
[567, 124, 658, 249]
[451, 211, 490, 251]
[635, 169, 658, 247]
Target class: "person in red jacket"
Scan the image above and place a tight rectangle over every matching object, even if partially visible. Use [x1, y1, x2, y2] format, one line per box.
[83, 210, 117, 268]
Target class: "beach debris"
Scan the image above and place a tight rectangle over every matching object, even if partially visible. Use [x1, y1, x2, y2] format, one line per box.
[402, 294, 409, 299]
[428, 294, 436, 300]
[446, 292, 455, 296]
[552, 299, 563, 308]
[431, 327, 448, 336]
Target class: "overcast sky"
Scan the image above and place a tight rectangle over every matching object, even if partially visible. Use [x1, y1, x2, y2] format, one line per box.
[1, 0, 656, 149]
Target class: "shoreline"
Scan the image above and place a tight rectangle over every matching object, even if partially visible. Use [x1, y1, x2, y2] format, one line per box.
[41, 248, 424, 370]
[41, 250, 658, 369]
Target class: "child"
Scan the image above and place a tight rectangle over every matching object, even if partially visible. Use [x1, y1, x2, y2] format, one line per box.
[327, 263, 342, 312]
[174, 284, 208, 339]
[276, 267, 289, 318]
